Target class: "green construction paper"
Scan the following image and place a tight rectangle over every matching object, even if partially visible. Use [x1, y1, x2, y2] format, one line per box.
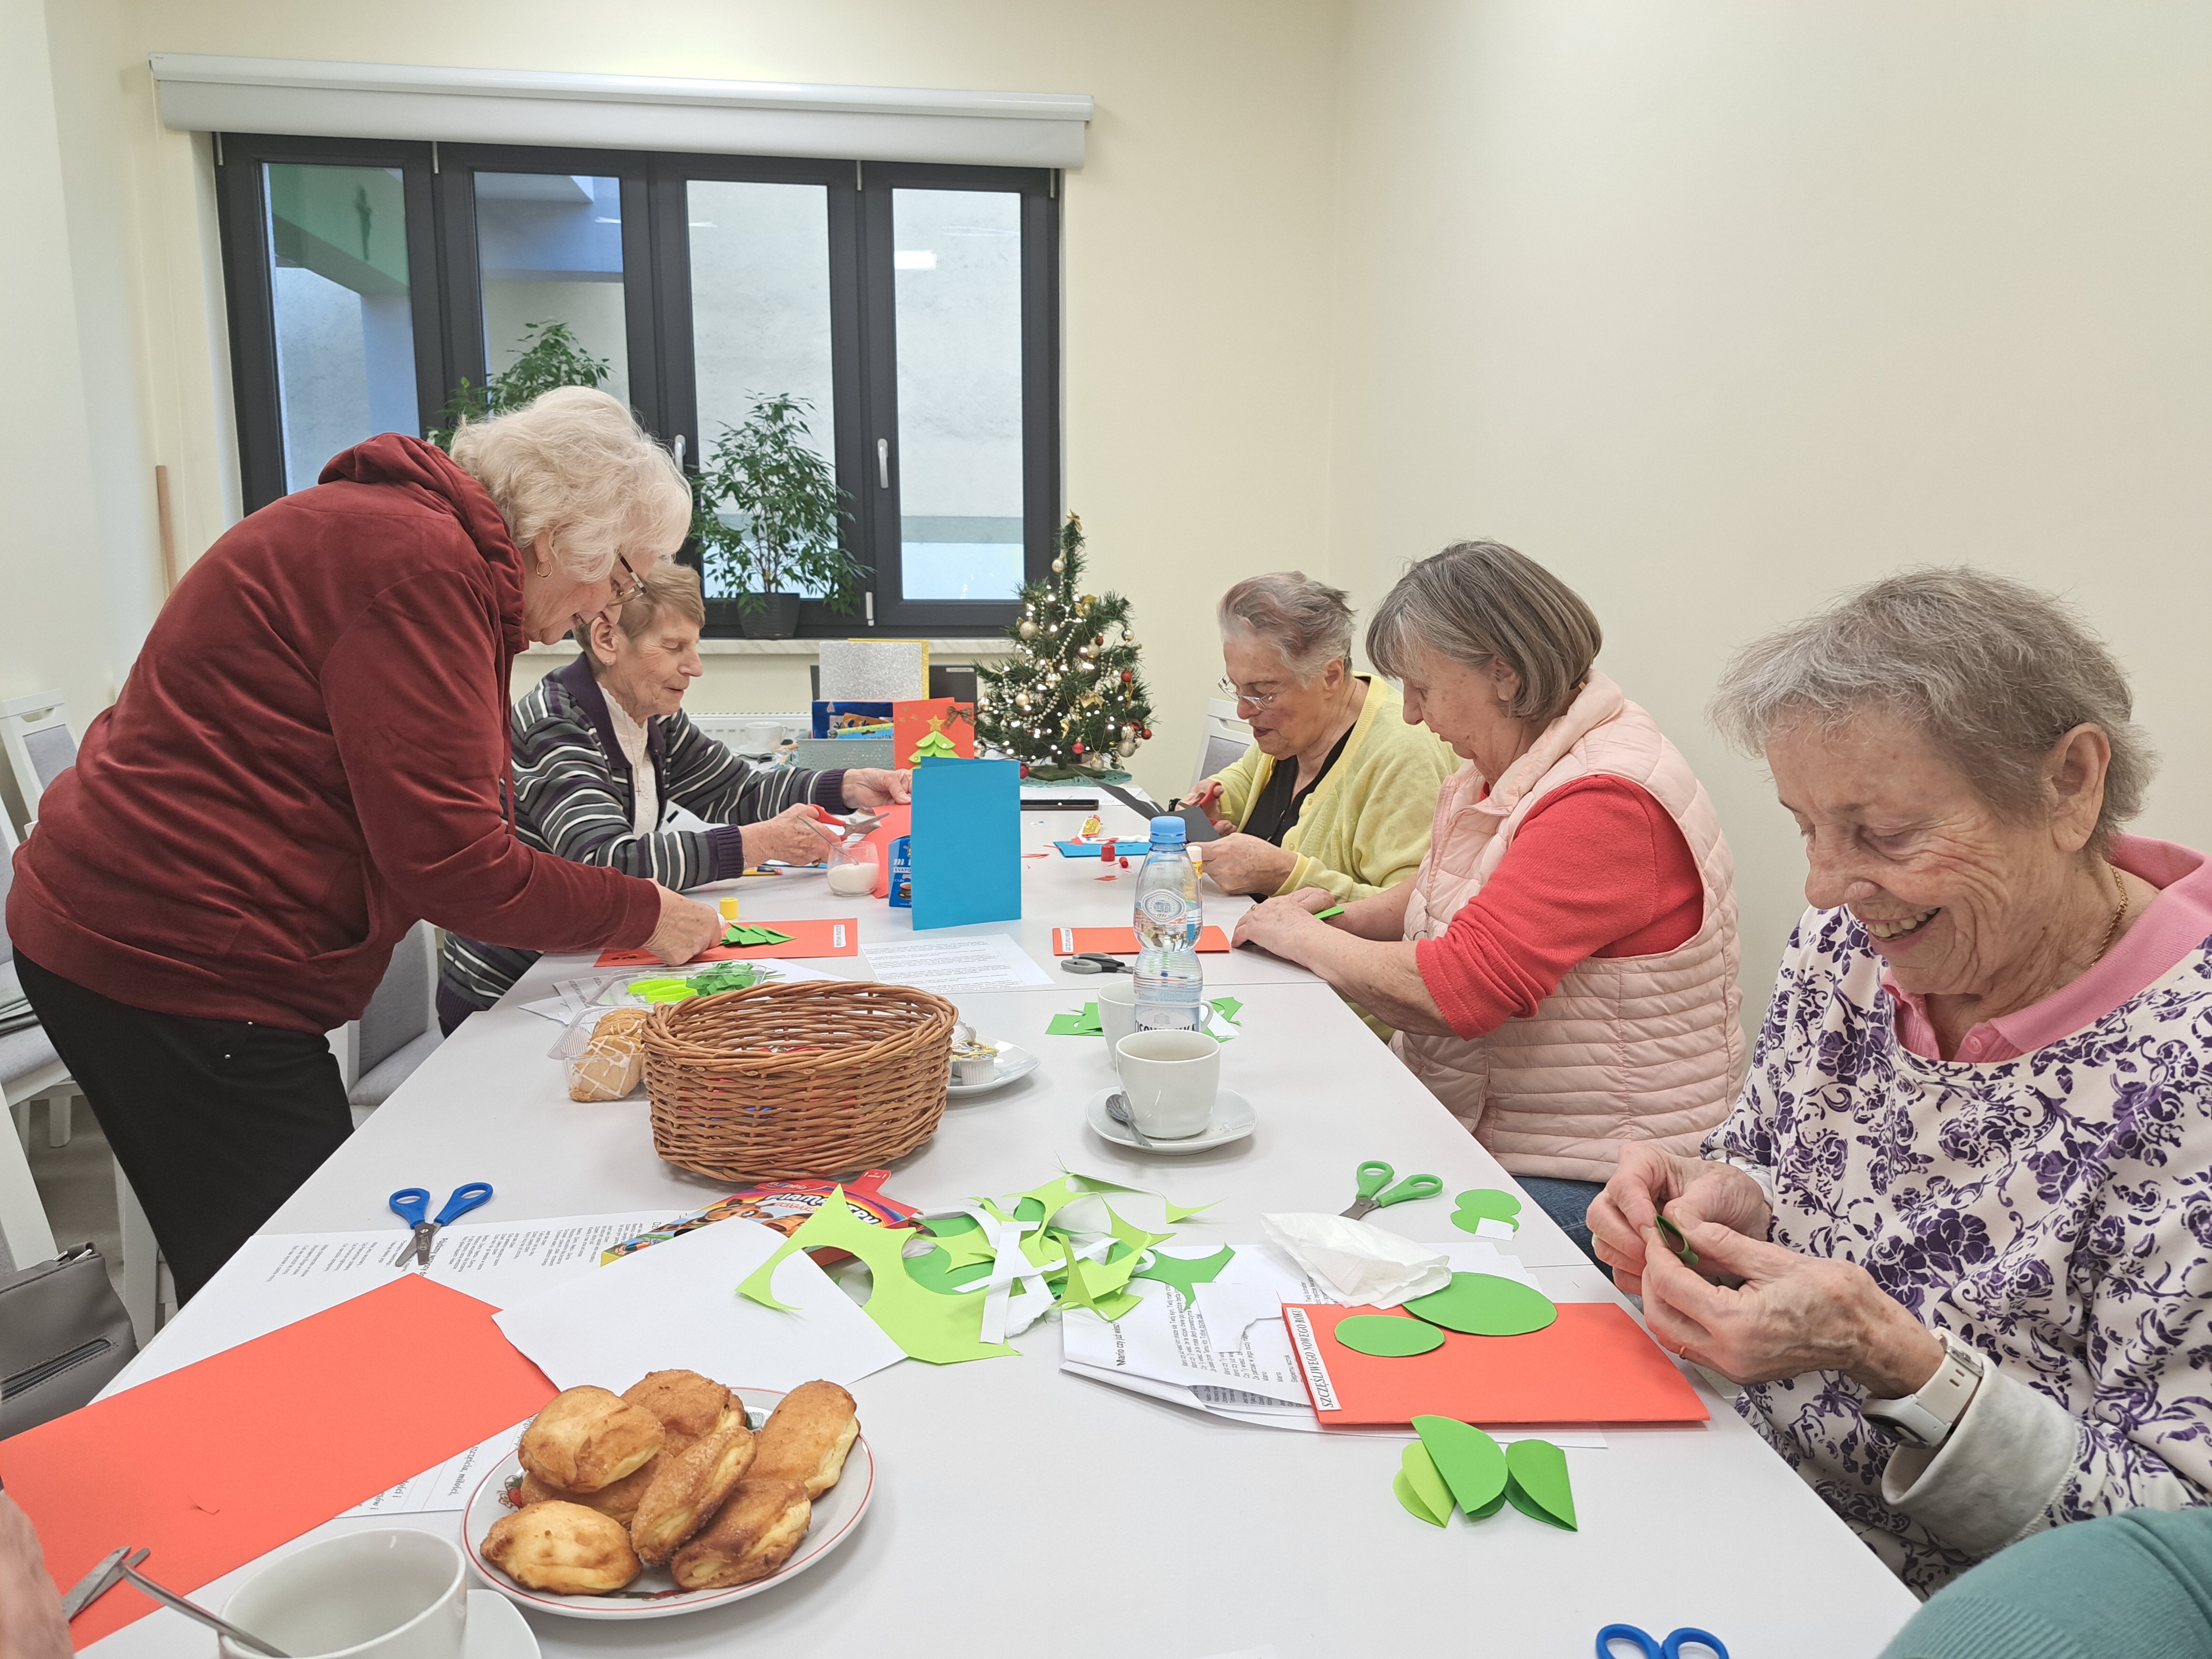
[919, 1213, 979, 1237]
[1104, 1203, 1174, 1258]
[1208, 996, 1243, 1024]
[736, 1185, 1016, 1365]
[1394, 1470, 1448, 1527]
[1312, 905, 1346, 921]
[1400, 1443, 1453, 1522]
[721, 924, 795, 947]
[1411, 1416, 1508, 1518]
[1131, 1245, 1236, 1305]
[1009, 1175, 1090, 1230]
[1046, 1009, 1106, 1037]
[1654, 1214, 1699, 1266]
[1404, 1272, 1559, 1337]
[1449, 1188, 1522, 1234]
[1060, 1168, 1221, 1226]
[1334, 1314, 1448, 1358]
[905, 1247, 995, 1296]
[1504, 1438, 1577, 1530]
[1053, 1242, 1144, 1317]
[1093, 1289, 1142, 1320]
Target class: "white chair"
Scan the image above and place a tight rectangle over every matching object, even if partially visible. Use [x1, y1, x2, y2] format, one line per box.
[332, 921, 443, 1127]
[1189, 697, 1255, 793]
[0, 688, 77, 830]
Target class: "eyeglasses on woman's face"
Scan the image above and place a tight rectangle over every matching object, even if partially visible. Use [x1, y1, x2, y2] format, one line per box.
[608, 553, 647, 608]
[1219, 675, 1289, 712]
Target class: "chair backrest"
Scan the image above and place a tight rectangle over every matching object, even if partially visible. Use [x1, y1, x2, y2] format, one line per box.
[1188, 697, 1254, 792]
[358, 920, 435, 1074]
[0, 828, 14, 964]
[0, 690, 76, 826]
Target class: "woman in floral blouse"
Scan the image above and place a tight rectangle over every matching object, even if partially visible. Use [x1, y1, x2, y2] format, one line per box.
[1591, 568, 2212, 1594]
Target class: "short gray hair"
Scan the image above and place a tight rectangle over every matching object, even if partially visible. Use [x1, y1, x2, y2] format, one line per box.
[1710, 567, 2154, 844]
[1366, 541, 1603, 725]
[1217, 573, 1355, 681]
[449, 386, 691, 582]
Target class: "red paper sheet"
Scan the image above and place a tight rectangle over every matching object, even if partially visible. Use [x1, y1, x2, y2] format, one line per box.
[1281, 1302, 1711, 1426]
[597, 915, 862, 965]
[1051, 926, 1232, 955]
[0, 1275, 555, 1648]
[891, 697, 974, 767]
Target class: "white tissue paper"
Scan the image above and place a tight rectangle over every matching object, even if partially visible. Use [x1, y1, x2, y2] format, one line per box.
[1259, 1213, 1451, 1309]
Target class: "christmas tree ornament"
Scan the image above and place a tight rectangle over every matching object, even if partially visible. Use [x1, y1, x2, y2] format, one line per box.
[1052, 556, 1066, 573]
[1019, 620, 1039, 640]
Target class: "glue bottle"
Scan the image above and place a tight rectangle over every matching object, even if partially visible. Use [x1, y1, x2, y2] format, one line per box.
[1132, 816, 1204, 1032]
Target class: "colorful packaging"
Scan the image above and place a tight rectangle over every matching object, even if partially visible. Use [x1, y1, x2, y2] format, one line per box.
[598, 1168, 917, 1266]
[887, 834, 914, 907]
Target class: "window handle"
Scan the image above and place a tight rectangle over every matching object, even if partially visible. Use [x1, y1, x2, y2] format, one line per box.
[876, 438, 890, 489]
[672, 434, 685, 470]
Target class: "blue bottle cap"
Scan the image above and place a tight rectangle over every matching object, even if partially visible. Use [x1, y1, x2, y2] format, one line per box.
[1148, 815, 1187, 846]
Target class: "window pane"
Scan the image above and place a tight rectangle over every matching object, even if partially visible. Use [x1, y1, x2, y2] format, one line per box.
[474, 173, 629, 407]
[893, 189, 1024, 601]
[687, 180, 836, 599]
[264, 162, 418, 494]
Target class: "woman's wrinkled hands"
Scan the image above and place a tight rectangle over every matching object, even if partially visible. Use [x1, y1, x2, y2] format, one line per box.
[0, 1491, 69, 1659]
[1180, 779, 1224, 811]
[741, 803, 840, 868]
[1232, 893, 1327, 957]
[1287, 886, 1339, 913]
[1588, 1145, 1772, 1295]
[1199, 832, 1298, 896]
[645, 885, 724, 964]
[841, 768, 910, 807]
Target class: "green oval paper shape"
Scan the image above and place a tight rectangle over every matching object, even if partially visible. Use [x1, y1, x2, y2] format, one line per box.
[1335, 1314, 1448, 1358]
[1404, 1272, 1559, 1337]
[1393, 1470, 1447, 1527]
[1504, 1437, 1577, 1530]
[1450, 1188, 1522, 1234]
[1400, 1443, 1453, 1522]
[1410, 1415, 1508, 1517]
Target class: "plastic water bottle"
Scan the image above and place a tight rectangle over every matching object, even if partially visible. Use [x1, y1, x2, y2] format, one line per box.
[1133, 816, 1206, 1033]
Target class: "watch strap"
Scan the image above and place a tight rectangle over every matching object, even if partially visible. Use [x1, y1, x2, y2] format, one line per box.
[1865, 1335, 1984, 1449]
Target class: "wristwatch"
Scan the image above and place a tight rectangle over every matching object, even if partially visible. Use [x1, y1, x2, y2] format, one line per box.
[1863, 1331, 1985, 1450]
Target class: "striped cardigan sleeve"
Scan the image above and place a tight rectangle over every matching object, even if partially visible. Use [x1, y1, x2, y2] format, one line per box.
[510, 695, 733, 888]
[659, 712, 845, 827]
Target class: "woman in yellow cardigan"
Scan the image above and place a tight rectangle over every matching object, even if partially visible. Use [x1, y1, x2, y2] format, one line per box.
[1185, 573, 1457, 903]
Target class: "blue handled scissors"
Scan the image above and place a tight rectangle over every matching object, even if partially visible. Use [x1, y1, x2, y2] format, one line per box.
[1340, 1159, 1445, 1219]
[390, 1182, 494, 1268]
[1597, 1624, 1728, 1659]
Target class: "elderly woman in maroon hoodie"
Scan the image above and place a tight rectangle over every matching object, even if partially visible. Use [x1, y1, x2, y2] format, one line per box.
[6, 387, 724, 1300]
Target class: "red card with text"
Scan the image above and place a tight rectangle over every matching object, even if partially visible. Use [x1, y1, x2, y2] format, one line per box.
[597, 916, 861, 965]
[1051, 925, 1232, 955]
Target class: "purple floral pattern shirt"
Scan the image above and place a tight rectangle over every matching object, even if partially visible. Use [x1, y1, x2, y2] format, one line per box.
[1709, 906, 2212, 1593]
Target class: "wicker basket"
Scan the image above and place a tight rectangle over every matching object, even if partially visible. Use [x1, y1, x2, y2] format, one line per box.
[641, 980, 958, 1181]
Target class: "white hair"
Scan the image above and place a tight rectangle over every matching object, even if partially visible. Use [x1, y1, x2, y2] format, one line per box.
[1217, 572, 1356, 683]
[448, 386, 690, 580]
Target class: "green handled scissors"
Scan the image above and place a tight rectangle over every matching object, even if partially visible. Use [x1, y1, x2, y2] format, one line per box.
[1340, 1160, 1444, 1219]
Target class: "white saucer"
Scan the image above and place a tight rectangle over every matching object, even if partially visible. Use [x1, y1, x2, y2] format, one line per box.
[1085, 1087, 1255, 1153]
[946, 1042, 1041, 1096]
[467, 1590, 540, 1657]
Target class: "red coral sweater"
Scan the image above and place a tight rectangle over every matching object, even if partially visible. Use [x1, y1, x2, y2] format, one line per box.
[6, 435, 660, 1033]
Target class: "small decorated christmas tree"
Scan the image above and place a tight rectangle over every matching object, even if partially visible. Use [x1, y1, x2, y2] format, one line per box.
[907, 715, 961, 763]
[975, 515, 1154, 780]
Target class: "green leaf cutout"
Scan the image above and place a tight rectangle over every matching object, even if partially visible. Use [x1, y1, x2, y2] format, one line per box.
[1394, 1470, 1448, 1527]
[1449, 1188, 1522, 1234]
[1504, 1438, 1577, 1530]
[1334, 1314, 1447, 1358]
[1654, 1213, 1699, 1266]
[1411, 1416, 1508, 1518]
[904, 1247, 995, 1296]
[1400, 1443, 1453, 1522]
[1403, 1272, 1559, 1337]
[1131, 1245, 1236, 1305]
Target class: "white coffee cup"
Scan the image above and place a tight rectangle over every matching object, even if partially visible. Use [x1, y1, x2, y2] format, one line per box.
[1095, 976, 1139, 1070]
[1114, 1028, 1220, 1138]
[221, 1530, 466, 1659]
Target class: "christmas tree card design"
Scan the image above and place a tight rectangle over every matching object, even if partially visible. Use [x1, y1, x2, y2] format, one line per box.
[893, 697, 976, 767]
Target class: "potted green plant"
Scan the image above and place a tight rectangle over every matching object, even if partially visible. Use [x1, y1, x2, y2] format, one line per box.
[691, 394, 864, 638]
[426, 320, 610, 448]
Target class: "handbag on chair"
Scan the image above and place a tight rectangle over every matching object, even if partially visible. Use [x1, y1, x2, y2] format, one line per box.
[0, 1242, 136, 1438]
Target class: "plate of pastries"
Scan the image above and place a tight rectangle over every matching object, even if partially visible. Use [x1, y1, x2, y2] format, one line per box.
[465, 1371, 870, 1619]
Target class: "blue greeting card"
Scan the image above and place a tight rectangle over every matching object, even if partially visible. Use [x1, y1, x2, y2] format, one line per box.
[909, 757, 1022, 930]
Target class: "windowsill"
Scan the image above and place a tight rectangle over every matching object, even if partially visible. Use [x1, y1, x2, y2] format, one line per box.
[522, 637, 1020, 657]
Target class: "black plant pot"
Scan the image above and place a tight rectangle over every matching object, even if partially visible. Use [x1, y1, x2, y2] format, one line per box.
[735, 594, 804, 639]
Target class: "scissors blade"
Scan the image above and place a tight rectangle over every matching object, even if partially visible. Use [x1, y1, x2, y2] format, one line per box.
[1339, 1198, 1377, 1220]
[412, 1222, 437, 1267]
[61, 1548, 133, 1619]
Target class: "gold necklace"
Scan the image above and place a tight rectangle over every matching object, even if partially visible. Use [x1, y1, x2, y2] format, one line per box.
[2090, 858, 2129, 965]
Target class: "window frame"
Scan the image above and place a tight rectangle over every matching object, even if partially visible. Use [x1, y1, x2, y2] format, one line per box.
[212, 133, 1060, 637]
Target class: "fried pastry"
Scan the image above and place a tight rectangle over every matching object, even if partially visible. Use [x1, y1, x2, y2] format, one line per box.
[748, 1380, 859, 1497]
[594, 1007, 652, 1040]
[630, 1417, 758, 1564]
[517, 1451, 662, 1525]
[519, 1385, 664, 1493]
[622, 1369, 741, 1451]
[669, 1478, 812, 1590]
[483, 1500, 641, 1594]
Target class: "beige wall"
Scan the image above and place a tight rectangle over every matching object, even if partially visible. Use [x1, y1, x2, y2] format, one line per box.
[1327, 0, 2212, 1002]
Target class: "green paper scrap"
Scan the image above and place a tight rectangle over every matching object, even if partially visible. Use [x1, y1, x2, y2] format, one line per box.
[1053, 1241, 1144, 1320]
[1059, 1168, 1221, 1226]
[1504, 1438, 1577, 1531]
[1312, 905, 1346, 920]
[1047, 1004, 1106, 1037]
[1104, 1203, 1175, 1258]
[1394, 1470, 1448, 1527]
[1466, 1489, 1509, 1520]
[737, 1186, 1016, 1366]
[1131, 1244, 1236, 1305]
[1404, 1272, 1559, 1337]
[1209, 996, 1243, 1024]
[1654, 1213, 1699, 1266]
[919, 1213, 980, 1237]
[721, 923, 796, 947]
[1449, 1188, 1522, 1235]
[1411, 1416, 1508, 1518]
[905, 1247, 995, 1296]
[1334, 1314, 1448, 1358]
[1400, 1443, 1453, 1523]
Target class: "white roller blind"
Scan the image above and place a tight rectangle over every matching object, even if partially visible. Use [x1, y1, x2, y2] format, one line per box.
[150, 54, 1092, 168]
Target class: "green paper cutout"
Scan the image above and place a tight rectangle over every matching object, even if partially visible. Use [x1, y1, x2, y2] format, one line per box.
[1059, 1168, 1221, 1226]
[1209, 996, 1243, 1024]
[1655, 1214, 1699, 1265]
[1053, 1240, 1148, 1318]
[919, 1212, 979, 1237]
[1131, 1245, 1236, 1305]
[721, 924, 796, 947]
[1334, 1314, 1448, 1358]
[1312, 905, 1346, 920]
[1504, 1438, 1577, 1530]
[1046, 1006, 1107, 1037]
[1411, 1416, 1507, 1518]
[1467, 1490, 1509, 1519]
[1394, 1470, 1448, 1527]
[1400, 1443, 1453, 1523]
[1104, 1202, 1174, 1258]
[1404, 1272, 1559, 1337]
[1448, 1188, 1522, 1234]
[905, 1247, 995, 1296]
[1009, 1175, 1090, 1230]
[736, 1185, 1016, 1365]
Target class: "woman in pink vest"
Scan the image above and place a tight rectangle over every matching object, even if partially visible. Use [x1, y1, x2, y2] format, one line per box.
[1232, 541, 1743, 1258]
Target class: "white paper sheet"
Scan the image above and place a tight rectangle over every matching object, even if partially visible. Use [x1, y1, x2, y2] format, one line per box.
[339, 1418, 530, 1518]
[494, 1216, 904, 1393]
[862, 931, 1056, 993]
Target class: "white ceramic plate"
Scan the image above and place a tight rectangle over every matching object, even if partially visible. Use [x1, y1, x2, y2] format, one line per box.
[946, 1041, 1041, 1096]
[1085, 1087, 1256, 1154]
[464, 1387, 874, 1621]
[465, 1590, 540, 1657]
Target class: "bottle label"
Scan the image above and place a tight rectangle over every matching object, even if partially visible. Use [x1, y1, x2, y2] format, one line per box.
[1138, 890, 1187, 925]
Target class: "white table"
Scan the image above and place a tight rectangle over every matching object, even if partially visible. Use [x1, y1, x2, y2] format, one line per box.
[88, 790, 1917, 1658]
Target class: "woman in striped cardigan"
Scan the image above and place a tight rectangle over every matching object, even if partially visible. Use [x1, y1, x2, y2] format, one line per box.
[438, 564, 907, 1027]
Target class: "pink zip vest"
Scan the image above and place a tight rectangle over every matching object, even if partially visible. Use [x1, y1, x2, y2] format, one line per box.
[1393, 674, 1745, 1182]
